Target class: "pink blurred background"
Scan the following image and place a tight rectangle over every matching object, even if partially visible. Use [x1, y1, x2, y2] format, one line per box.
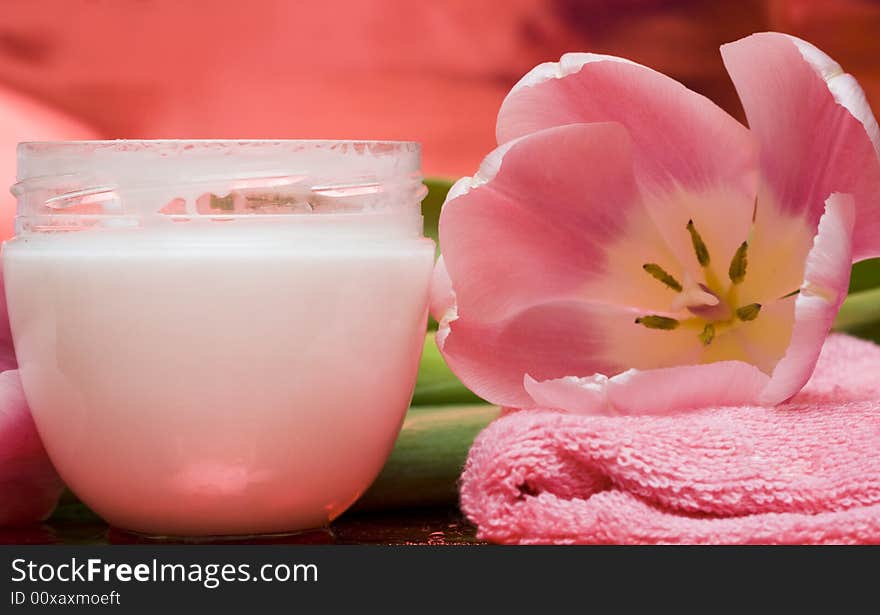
[1, 0, 879, 239]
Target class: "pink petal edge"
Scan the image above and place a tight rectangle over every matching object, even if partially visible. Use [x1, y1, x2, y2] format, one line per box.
[525, 361, 769, 416]
[439, 122, 642, 324]
[495, 51, 758, 201]
[721, 32, 880, 261]
[438, 298, 633, 409]
[760, 193, 856, 404]
[429, 255, 455, 324]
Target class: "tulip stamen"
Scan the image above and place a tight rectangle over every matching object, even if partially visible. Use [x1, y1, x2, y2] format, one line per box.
[635, 315, 680, 330]
[736, 303, 762, 321]
[642, 263, 683, 292]
[728, 241, 748, 285]
[636, 219, 764, 346]
[686, 219, 710, 267]
[699, 323, 715, 346]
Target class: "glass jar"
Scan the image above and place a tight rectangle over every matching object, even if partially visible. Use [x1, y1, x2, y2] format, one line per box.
[3, 140, 435, 537]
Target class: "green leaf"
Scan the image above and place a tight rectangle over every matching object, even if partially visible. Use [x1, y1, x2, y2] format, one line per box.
[849, 258, 880, 293]
[411, 333, 484, 406]
[355, 404, 499, 511]
[49, 490, 102, 522]
[834, 286, 880, 342]
[422, 177, 454, 257]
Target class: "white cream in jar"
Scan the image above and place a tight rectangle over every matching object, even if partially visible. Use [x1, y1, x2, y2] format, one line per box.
[3, 140, 435, 536]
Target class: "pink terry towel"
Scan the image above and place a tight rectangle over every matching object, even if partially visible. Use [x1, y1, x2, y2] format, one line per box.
[460, 334, 880, 544]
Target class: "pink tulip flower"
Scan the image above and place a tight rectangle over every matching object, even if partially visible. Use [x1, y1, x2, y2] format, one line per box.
[433, 33, 880, 415]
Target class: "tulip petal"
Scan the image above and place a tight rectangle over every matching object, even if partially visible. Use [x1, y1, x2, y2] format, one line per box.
[0, 370, 64, 525]
[495, 54, 761, 277]
[438, 298, 705, 408]
[525, 360, 770, 416]
[721, 32, 880, 261]
[524, 373, 610, 415]
[440, 122, 688, 322]
[760, 194, 855, 404]
[496, 52, 758, 202]
[439, 299, 617, 408]
[429, 255, 455, 324]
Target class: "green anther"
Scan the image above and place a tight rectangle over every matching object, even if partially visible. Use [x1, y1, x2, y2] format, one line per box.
[736, 303, 762, 321]
[779, 289, 800, 299]
[642, 263, 683, 292]
[698, 323, 715, 346]
[728, 241, 748, 284]
[210, 193, 236, 211]
[635, 315, 680, 330]
[686, 219, 710, 267]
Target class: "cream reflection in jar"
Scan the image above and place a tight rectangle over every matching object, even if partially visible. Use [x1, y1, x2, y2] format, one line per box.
[3, 140, 435, 536]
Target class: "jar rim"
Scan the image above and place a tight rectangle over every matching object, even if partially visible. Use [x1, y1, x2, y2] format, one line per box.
[12, 139, 425, 236]
[16, 139, 422, 184]
[18, 138, 420, 150]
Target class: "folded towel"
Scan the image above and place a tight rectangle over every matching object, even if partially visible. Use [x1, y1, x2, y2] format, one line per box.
[460, 334, 880, 544]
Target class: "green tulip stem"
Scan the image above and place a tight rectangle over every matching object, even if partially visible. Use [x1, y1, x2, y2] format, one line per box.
[834, 287, 880, 331]
[355, 404, 500, 511]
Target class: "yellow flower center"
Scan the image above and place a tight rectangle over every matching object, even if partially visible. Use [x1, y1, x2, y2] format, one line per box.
[634, 218, 793, 346]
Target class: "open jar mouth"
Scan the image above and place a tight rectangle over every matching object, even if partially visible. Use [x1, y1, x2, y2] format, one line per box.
[11, 139, 426, 236]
